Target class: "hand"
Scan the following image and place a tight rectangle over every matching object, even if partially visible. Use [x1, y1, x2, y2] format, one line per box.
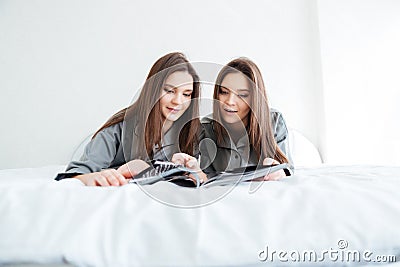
[172, 153, 208, 183]
[262, 157, 286, 181]
[117, 159, 150, 179]
[172, 153, 199, 169]
[74, 169, 128, 186]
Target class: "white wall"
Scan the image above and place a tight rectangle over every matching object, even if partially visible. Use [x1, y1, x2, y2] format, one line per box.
[0, 0, 324, 169]
[3, 0, 399, 169]
[317, 0, 400, 165]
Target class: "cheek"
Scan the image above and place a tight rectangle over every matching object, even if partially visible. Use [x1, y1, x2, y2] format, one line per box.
[159, 94, 170, 105]
[242, 97, 251, 108]
[217, 95, 226, 106]
[182, 100, 191, 111]
[240, 101, 251, 113]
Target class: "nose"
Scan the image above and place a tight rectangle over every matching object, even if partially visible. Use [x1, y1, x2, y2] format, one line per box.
[225, 92, 237, 106]
[171, 93, 184, 105]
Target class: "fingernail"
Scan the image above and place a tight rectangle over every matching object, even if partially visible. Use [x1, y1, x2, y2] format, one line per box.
[265, 159, 273, 165]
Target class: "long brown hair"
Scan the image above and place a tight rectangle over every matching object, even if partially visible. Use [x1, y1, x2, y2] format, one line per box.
[213, 57, 288, 164]
[93, 52, 201, 160]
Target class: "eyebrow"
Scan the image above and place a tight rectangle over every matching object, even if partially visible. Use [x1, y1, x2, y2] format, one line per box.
[165, 84, 193, 91]
[220, 86, 250, 92]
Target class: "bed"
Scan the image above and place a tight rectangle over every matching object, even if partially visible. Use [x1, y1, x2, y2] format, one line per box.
[1, 132, 399, 267]
[1, 164, 399, 267]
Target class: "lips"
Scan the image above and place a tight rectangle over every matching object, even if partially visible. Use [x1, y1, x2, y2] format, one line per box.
[167, 107, 181, 113]
[223, 107, 237, 113]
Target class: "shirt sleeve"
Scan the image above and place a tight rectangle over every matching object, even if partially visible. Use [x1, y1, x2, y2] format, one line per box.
[198, 120, 218, 174]
[271, 110, 294, 167]
[55, 123, 122, 180]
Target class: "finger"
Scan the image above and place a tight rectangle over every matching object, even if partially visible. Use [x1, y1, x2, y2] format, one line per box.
[263, 173, 276, 181]
[103, 170, 121, 186]
[269, 174, 281, 181]
[188, 173, 205, 185]
[271, 170, 286, 181]
[174, 153, 197, 168]
[252, 177, 264, 182]
[119, 160, 150, 178]
[76, 174, 97, 186]
[86, 177, 97, 186]
[263, 169, 278, 181]
[95, 175, 111, 187]
[263, 157, 279, 165]
[117, 164, 132, 178]
[187, 174, 197, 183]
[185, 158, 197, 169]
[264, 170, 285, 181]
[172, 153, 186, 165]
[171, 153, 185, 163]
[263, 164, 277, 180]
[130, 160, 150, 174]
[109, 169, 128, 185]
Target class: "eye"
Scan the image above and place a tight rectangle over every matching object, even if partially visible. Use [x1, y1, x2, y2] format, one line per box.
[238, 93, 249, 98]
[183, 92, 192, 97]
[219, 88, 229, 95]
[163, 88, 174, 94]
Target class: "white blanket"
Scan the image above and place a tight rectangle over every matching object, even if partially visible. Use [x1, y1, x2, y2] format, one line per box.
[0, 165, 399, 267]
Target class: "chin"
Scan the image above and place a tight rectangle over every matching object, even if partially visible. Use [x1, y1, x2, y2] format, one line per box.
[165, 117, 178, 122]
[166, 114, 182, 122]
[221, 116, 241, 125]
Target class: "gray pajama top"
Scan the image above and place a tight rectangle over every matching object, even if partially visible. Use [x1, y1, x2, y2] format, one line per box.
[55, 119, 182, 180]
[199, 109, 293, 173]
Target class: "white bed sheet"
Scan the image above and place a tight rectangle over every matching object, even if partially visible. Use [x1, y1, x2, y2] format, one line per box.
[0, 165, 399, 267]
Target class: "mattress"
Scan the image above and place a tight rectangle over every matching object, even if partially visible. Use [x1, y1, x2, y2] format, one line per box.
[0, 165, 399, 266]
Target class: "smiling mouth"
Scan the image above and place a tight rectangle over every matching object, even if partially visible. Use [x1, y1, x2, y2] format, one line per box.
[223, 107, 237, 113]
[167, 107, 181, 113]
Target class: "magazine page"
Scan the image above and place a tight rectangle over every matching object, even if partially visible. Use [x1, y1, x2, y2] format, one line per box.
[129, 161, 201, 187]
[202, 163, 290, 187]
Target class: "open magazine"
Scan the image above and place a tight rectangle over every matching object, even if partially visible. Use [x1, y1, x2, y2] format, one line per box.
[128, 160, 292, 188]
[128, 160, 201, 188]
[202, 163, 292, 187]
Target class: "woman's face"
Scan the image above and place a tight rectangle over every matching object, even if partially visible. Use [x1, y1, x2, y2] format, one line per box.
[159, 71, 194, 125]
[218, 72, 251, 125]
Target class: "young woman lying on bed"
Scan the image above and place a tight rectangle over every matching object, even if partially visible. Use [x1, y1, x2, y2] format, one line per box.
[190, 57, 293, 181]
[55, 52, 206, 186]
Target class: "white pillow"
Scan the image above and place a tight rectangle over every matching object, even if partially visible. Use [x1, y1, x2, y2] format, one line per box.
[288, 128, 322, 166]
[70, 129, 323, 167]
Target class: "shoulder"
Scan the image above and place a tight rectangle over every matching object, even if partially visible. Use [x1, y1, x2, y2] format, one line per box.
[94, 121, 123, 141]
[200, 115, 216, 139]
[270, 108, 289, 141]
[270, 108, 287, 126]
[200, 114, 213, 124]
[200, 115, 214, 131]
[102, 121, 123, 133]
[270, 108, 284, 122]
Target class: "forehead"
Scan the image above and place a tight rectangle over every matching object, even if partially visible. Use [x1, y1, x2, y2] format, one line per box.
[220, 72, 250, 90]
[165, 71, 193, 89]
